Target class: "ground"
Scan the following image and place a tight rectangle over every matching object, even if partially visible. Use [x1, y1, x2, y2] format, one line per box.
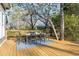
[0, 38, 79, 56]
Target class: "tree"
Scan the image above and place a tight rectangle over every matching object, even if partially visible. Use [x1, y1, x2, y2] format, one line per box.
[65, 15, 79, 41]
[16, 3, 59, 40]
[64, 3, 79, 15]
[63, 4, 79, 41]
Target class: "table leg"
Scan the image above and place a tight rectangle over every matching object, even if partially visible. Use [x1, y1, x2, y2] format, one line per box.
[26, 36, 28, 44]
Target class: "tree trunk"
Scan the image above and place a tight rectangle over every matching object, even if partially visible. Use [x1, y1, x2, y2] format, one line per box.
[30, 14, 34, 29]
[48, 18, 59, 40]
[59, 3, 64, 40]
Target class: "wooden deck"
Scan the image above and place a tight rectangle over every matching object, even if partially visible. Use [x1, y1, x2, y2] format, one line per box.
[0, 39, 79, 56]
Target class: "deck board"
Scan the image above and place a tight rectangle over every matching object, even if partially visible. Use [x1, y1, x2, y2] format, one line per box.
[0, 39, 79, 56]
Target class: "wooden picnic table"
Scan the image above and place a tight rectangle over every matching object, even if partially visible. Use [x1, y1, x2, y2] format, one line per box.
[17, 32, 49, 44]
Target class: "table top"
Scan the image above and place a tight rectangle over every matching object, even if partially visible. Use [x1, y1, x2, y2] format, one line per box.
[17, 32, 49, 40]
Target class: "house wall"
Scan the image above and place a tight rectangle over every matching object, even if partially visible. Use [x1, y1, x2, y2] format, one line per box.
[0, 4, 5, 43]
